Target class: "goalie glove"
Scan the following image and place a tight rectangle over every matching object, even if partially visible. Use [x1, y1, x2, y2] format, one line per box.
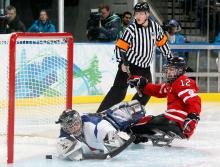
[103, 131, 130, 151]
[127, 75, 148, 89]
[57, 136, 83, 161]
[183, 113, 200, 138]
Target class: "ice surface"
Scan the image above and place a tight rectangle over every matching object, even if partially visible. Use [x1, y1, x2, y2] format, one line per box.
[2, 102, 220, 167]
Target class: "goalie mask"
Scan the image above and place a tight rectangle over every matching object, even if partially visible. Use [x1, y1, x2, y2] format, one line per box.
[56, 109, 82, 137]
[163, 57, 186, 83]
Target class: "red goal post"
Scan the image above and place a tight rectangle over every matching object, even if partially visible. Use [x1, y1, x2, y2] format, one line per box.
[5, 32, 74, 163]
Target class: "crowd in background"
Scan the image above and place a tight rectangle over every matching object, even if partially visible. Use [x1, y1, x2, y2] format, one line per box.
[85, 4, 190, 44]
[0, 5, 56, 33]
[1, 3, 219, 45]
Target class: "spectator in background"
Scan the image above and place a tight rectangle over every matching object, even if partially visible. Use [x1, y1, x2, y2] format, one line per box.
[165, 19, 189, 62]
[119, 11, 132, 38]
[5, 5, 26, 33]
[86, 4, 121, 42]
[166, 19, 188, 44]
[214, 32, 220, 44]
[213, 32, 220, 68]
[165, 19, 195, 80]
[28, 9, 56, 32]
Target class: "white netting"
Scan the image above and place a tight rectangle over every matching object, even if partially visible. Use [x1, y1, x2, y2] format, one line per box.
[14, 38, 68, 134]
[0, 34, 72, 163]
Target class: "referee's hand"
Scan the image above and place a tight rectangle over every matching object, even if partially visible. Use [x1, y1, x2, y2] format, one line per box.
[127, 76, 148, 89]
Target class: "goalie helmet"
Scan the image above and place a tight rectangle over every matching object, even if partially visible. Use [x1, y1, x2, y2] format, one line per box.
[163, 57, 187, 83]
[134, 2, 150, 12]
[56, 109, 82, 137]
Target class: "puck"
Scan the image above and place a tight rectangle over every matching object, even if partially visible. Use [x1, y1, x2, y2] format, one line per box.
[45, 154, 53, 159]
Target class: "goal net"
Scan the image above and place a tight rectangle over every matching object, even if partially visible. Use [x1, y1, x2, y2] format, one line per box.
[0, 33, 73, 164]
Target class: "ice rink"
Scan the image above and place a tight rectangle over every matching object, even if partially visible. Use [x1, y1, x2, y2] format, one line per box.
[2, 102, 220, 167]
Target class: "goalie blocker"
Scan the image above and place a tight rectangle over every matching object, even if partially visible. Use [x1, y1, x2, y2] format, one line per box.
[98, 100, 146, 131]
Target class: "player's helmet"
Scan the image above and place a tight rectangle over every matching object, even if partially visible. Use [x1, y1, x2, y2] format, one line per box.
[134, 2, 150, 12]
[167, 19, 181, 32]
[56, 109, 82, 137]
[163, 57, 187, 83]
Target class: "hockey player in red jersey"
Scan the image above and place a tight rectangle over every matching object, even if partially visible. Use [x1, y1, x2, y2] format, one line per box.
[127, 57, 201, 146]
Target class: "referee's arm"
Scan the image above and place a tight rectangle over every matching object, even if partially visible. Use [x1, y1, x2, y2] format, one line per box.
[156, 27, 173, 60]
[114, 29, 132, 62]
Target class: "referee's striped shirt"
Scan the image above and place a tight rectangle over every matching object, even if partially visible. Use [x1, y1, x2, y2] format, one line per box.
[115, 19, 172, 68]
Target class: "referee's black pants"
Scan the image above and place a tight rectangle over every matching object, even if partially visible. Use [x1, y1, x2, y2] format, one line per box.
[96, 63, 152, 113]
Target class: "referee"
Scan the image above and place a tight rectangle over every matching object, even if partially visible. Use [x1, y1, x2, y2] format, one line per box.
[97, 2, 173, 113]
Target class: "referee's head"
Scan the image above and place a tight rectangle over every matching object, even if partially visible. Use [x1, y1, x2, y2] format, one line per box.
[134, 2, 150, 26]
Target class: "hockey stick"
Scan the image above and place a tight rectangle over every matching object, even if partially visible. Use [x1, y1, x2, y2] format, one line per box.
[83, 134, 136, 160]
[120, 51, 143, 97]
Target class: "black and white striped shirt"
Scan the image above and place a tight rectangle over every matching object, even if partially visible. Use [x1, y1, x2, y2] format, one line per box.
[115, 19, 172, 68]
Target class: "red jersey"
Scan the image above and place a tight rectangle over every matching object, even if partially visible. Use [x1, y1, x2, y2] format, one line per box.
[143, 75, 201, 129]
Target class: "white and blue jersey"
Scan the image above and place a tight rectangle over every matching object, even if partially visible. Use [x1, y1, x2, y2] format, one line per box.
[81, 114, 117, 151]
[59, 114, 117, 152]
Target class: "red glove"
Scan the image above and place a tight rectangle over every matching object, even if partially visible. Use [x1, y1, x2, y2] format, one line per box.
[127, 76, 148, 89]
[183, 113, 200, 138]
